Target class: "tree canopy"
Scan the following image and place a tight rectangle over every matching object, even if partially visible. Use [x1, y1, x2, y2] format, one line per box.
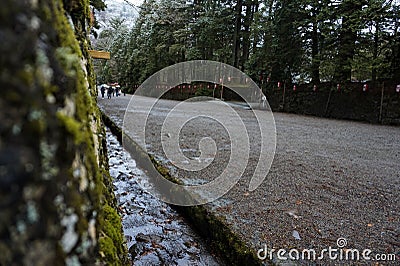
[93, 0, 400, 91]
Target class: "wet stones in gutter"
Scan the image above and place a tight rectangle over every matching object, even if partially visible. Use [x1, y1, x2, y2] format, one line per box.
[105, 129, 222, 265]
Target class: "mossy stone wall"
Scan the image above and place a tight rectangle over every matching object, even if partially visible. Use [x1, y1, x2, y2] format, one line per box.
[0, 0, 127, 265]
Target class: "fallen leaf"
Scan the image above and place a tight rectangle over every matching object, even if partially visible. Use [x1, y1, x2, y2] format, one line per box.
[286, 210, 301, 219]
[293, 230, 301, 240]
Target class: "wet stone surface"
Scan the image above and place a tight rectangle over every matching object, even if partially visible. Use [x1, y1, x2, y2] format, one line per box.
[106, 129, 223, 265]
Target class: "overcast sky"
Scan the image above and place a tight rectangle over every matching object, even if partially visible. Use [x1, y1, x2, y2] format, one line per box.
[118, 0, 143, 7]
[130, 0, 143, 5]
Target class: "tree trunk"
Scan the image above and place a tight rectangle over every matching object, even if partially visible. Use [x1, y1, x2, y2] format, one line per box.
[232, 0, 243, 68]
[251, 2, 260, 52]
[372, 21, 379, 82]
[311, 7, 320, 84]
[0, 1, 127, 265]
[334, 1, 362, 82]
[391, 16, 400, 81]
[241, 0, 257, 71]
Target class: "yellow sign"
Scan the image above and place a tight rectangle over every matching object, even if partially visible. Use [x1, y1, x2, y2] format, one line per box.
[88, 50, 111, 60]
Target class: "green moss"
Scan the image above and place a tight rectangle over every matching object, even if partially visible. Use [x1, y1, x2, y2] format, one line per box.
[75, 105, 127, 264]
[17, 67, 35, 88]
[98, 236, 118, 263]
[98, 205, 126, 265]
[151, 156, 182, 185]
[102, 205, 124, 243]
[56, 113, 86, 144]
[65, 187, 88, 232]
[55, 47, 81, 78]
[180, 206, 261, 265]
[49, 0, 128, 264]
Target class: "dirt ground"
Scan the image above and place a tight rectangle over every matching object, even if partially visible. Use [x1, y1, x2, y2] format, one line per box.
[99, 94, 399, 265]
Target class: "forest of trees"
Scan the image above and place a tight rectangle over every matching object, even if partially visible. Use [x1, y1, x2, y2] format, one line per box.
[93, 0, 400, 92]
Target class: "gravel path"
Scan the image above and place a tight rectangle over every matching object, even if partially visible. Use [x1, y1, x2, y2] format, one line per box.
[99, 94, 399, 265]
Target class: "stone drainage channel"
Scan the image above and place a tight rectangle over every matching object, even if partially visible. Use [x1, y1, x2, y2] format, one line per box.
[106, 128, 225, 265]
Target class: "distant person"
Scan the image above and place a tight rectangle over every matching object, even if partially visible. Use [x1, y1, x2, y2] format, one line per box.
[116, 85, 121, 97]
[261, 95, 267, 109]
[107, 87, 112, 99]
[100, 85, 105, 98]
[111, 87, 115, 97]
